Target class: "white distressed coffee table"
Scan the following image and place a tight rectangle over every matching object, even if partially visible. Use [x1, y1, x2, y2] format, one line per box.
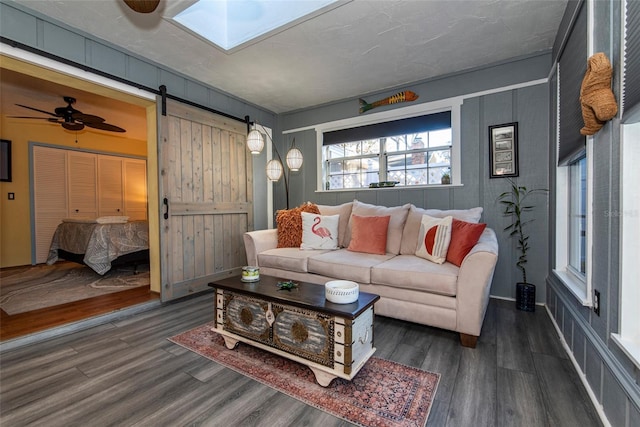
[208, 274, 379, 387]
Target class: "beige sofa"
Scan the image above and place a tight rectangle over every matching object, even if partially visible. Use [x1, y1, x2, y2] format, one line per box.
[243, 200, 499, 347]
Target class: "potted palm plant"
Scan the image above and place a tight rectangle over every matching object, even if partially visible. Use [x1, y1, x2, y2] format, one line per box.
[497, 178, 548, 311]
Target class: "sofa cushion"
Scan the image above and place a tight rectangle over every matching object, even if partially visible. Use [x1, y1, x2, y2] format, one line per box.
[307, 249, 394, 283]
[317, 202, 353, 247]
[258, 248, 328, 273]
[446, 219, 487, 266]
[347, 214, 390, 255]
[276, 203, 320, 248]
[415, 215, 453, 264]
[371, 255, 459, 296]
[301, 212, 339, 250]
[345, 200, 410, 255]
[400, 205, 483, 255]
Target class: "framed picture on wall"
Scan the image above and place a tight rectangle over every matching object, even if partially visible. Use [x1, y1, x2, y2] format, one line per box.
[0, 140, 11, 182]
[489, 122, 519, 178]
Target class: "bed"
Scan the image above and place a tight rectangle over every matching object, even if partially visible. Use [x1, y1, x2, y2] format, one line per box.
[46, 218, 149, 275]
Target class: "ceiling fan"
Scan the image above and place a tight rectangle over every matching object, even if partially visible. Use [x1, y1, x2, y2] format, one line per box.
[11, 96, 126, 133]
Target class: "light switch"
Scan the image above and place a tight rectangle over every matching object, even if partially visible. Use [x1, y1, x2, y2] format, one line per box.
[8, 192, 14, 200]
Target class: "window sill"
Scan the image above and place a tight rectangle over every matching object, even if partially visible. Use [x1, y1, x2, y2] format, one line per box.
[316, 183, 464, 193]
[611, 334, 640, 370]
[552, 269, 591, 306]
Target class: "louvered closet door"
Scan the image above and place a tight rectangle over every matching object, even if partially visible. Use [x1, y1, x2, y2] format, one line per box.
[98, 156, 124, 216]
[33, 146, 68, 264]
[158, 100, 253, 301]
[67, 151, 98, 218]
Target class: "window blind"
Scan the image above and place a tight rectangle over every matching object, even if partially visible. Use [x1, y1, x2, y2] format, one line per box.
[558, 2, 587, 166]
[623, 0, 640, 120]
[323, 111, 451, 146]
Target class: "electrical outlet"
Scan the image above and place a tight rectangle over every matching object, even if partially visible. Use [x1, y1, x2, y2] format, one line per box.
[593, 289, 601, 316]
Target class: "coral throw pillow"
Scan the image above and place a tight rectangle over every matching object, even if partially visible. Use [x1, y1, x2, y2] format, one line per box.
[276, 203, 321, 248]
[347, 215, 391, 255]
[446, 219, 487, 267]
[301, 212, 339, 250]
[415, 215, 453, 264]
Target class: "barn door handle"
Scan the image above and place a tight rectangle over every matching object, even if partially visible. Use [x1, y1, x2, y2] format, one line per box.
[163, 198, 169, 220]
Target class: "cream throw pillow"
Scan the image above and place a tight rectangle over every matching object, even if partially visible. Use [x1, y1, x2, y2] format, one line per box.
[301, 212, 339, 250]
[317, 202, 353, 247]
[415, 215, 453, 264]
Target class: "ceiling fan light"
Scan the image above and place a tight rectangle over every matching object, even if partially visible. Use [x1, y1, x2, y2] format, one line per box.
[62, 122, 84, 131]
[266, 159, 283, 181]
[286, 147, 303, 171]
[246, 129, 265, 154]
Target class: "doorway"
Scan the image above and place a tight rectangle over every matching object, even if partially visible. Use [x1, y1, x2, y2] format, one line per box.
[0, 55, 159, 341]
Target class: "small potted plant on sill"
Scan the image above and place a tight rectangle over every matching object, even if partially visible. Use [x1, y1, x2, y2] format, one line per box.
[441, 169, 451, 185]
[497, 178, 548, 311]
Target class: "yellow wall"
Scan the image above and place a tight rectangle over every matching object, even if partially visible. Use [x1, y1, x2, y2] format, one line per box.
[0, 117, 147, 268]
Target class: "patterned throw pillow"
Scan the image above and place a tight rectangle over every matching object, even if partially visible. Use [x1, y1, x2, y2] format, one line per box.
[300, 212, 339, 250]
[415, 215, 453, 264]
[276, 203, 321, 248]
[347, 215, 391, 255]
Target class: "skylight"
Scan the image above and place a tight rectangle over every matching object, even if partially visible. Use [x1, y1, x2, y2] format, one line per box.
[173, 0, 341, 52]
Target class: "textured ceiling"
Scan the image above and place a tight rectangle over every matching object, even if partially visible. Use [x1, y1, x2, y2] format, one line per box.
[6, 0, 568, 114]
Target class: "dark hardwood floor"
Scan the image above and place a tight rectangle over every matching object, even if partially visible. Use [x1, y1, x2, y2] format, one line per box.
[0, 295, 603, 426]
[0, 286, 160, 341]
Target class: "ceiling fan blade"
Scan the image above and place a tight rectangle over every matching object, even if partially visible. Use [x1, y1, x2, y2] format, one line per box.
[16, 97, 124, 133]
[72, 112, 105, 124]
[62, 122, 85, 131]
[15, 104, 59, 117]
[84, 122, 126, 133]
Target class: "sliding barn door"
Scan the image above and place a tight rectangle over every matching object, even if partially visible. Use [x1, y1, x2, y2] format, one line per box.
[158, 100, 253, 301]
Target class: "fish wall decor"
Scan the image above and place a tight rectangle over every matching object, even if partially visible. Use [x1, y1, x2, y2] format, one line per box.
[359, 90, 419, 114]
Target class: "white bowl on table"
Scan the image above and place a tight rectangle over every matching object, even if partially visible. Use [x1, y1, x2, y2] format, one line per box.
[325, 280, 359, 304]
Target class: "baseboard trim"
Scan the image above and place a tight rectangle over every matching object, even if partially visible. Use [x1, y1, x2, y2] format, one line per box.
[0, 299, 162, 353]
[544, 295, 612, 427]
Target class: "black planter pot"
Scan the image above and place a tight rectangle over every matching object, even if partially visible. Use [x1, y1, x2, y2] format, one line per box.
[516, 282, 536, 312]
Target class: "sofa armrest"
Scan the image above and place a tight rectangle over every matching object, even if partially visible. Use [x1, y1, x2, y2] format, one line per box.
[455, 228, 499, 337]
[243, 229, 278, 267]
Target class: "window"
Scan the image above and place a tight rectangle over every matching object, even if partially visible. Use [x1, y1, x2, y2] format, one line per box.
[568, 155, 587, 277]
[322, 111, 452, 190]
[554, 148, 592, 305]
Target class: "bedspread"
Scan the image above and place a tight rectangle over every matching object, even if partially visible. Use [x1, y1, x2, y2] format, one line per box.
[46, 220, 149, 275]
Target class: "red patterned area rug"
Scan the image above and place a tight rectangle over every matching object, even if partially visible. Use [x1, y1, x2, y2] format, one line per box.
[169, 323, 440, 427]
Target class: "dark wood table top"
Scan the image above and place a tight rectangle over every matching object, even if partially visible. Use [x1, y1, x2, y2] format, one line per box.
[209, 275, 379, 319]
